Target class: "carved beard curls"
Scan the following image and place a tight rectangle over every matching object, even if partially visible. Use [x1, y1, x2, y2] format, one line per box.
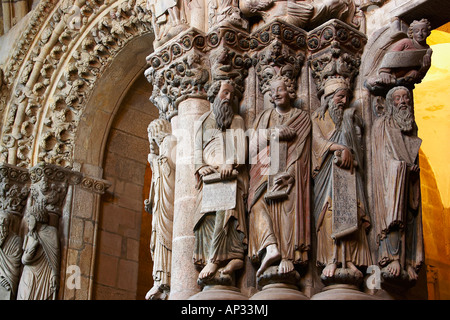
[212, 95, 234, 131]
[393, 103, 414, 133]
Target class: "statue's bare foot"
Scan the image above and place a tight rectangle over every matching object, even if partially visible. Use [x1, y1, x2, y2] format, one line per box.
[386, 260, 401, 277]
[278, 259, 294, 274]
[220, 259, 244, 275]
[346, 261, 363, 277]
[256, 244, 281, 277]
[322, 263, 337, 278]
[145, 285, 162, 300]
[199, 262, 219, 280]
[407, 265, 418, 280]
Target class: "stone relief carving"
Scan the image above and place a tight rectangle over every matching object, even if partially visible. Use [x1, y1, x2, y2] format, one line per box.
[311, 77, 371, 286]
[240, 0, 357, 30]
[0, 0, 435, 301]
[17, 202, 60, 300]
[0, 211, 23, 300]
[145, 119, 176, 300]
[365, 18, 433, 96]
[248, 76, 311, 291]
[192, 80, 248, 288]
[147, 0, 189, 48]
[371, 86, 424, 286]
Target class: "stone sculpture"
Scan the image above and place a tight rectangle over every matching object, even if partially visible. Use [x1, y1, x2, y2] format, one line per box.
[248, 76, 311, 283]
[0, 211, 22, 300]
[372, 86, 423, 282]
[192, 80, 248, 287]
[145, 119, 176, 300]
[147, 0, 189, 47]
[311, 77, 371, 283]
[240, 0, 356, 30]
[17, 203, 60, 300]
[366, 19, 432, 94]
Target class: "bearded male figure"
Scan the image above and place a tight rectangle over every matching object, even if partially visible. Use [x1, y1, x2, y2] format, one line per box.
[0, 211, 22, 300]
[311, 77, 371, 280]
[248, 76, 311, 278]
[372, 86, 423, 281]
[193, 80, 248, 284]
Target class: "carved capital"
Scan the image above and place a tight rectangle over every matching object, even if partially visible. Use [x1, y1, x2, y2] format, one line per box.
[251, 20, 307, 94]
[307, 19, 367, 95]
[0, 163, 30, 216]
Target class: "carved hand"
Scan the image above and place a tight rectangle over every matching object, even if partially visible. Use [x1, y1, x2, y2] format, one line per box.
[0, 276, 11, 290]
[220, 164, 234, 179]
[408, 163, 420, 173]
[271, 172, 295, 194]
[378, 72, 395, 85]
[198, 165, 218, 177]
[272, 125, 297, 142]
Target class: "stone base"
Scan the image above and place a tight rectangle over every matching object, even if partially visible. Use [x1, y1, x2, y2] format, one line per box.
[189, 285, 248, 300]
[250, 283, 309, 300]
[311, 284, 383, 300]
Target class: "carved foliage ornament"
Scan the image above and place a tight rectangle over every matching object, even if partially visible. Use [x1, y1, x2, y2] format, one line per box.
[0, 0, 153, 169]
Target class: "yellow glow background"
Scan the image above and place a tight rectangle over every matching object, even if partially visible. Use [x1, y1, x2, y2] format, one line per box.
[414, 23, 450, 299]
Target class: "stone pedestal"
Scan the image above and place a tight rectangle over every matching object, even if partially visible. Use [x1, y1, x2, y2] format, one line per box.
[169, 98, 210, 300]
[310, 284, 382, 300]
[189, 285, 248, 300]
[250, 283, 309, 300]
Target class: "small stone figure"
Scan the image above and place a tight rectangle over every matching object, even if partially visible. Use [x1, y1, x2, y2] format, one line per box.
[366, 19, 432, 93]
[193, 80, 248, 286]
[17, 203, 60, 300]
[372, 86, 423, 282]
[311, 77, 371, 282]
[0, 211, 22, 300]
[147, 0, 188, 47]
[248, 75, 311, 280]
[145, 119, 176, 300]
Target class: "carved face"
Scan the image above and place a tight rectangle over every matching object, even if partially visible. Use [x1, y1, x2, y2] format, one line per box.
[391, 88, 414, 132]
[331, 89, 349, 110]
[412, 23, 429, 44]
[392, 88, 411, 111]
[27, 214, 37, 232]
[218, 82, 235, 102]
[270, 79, 291, 111]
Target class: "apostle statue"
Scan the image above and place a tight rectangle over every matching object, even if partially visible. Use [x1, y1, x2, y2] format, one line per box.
[372, 86, 423, 281]
[0, 211, 22, 300]
[17, 203, 60, 300]
[192, 79, 248, 285]
[247, 75, 311, 279]
[145, 119, 176, 300]
[311, 77, 371, 281]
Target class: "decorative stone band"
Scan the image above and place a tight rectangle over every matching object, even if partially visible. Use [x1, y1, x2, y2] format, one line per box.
[29, 162, 110, 195]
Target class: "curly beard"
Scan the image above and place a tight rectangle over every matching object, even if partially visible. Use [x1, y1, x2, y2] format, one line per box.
[328, 99, 344, 128]
[212, 95, 235, 131]
[393, 104, 414, 133]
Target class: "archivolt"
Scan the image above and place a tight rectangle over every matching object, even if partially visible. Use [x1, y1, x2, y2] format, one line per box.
[0, 0, 153, 169]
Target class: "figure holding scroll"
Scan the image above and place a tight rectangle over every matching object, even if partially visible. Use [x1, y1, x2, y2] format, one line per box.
[193, 80, 248, 284]
[311, 77, 371, 280]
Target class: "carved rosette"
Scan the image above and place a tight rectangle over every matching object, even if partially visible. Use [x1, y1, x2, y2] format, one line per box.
[307, 19, 367, 96]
